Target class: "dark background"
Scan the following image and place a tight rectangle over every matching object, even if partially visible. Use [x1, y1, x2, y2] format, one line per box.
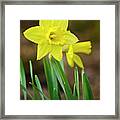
[20, 20, 100, 100]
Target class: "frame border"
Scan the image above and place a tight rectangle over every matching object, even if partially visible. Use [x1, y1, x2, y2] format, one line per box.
[0, 0, 119, 119]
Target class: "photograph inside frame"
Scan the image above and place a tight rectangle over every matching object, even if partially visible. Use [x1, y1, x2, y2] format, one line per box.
[20, 20, 100, 100]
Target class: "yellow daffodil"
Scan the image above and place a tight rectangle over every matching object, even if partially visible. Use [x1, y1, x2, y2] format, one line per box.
[23, 20, 78, 61]
[65, 41, 92, 69]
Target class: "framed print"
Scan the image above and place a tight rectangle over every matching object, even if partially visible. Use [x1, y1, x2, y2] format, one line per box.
[0, 0, 119, 119]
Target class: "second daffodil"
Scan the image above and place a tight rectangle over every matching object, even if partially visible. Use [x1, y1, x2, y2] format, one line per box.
[65, 41, 92, 69]
[23, 20, 78, 61]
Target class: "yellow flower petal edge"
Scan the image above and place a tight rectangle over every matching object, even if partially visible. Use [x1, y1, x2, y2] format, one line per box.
[37, 44, 51, 60]
[73, 54, 84, 69]
[66, 45, 84, 69]
[23, 26, 48, 44]
[66, 45, 74, 67]
[73, 41, 92, 54]
[62, 31, 79, 45]
[39, 20, 68, 30]
[51, 45, 62, 61]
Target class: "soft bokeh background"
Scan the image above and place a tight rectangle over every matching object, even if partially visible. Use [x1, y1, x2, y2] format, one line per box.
[20, 20, 100, 100]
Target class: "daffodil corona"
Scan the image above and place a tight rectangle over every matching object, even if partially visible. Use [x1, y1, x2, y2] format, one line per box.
[23, 20, 92, 69]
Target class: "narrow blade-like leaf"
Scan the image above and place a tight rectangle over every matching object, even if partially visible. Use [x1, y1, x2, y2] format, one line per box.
[74, 66, 80, 99]
[29, 60, 38, 99]
[51, 58, 73, 100]
[81, 70, 94, 100]
[43, 57, 59, 100]
[29, 60, 33, 80]
[35, 75, 44, 100]
[20, 84, 33, 100]
[29, 82, 49, 100]
[73, 84, 77, 100]
[20, 58, 27, 100]
[60, 59, 65, 72]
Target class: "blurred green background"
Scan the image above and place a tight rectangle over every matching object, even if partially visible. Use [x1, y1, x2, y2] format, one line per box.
[20, 20, 100, 100]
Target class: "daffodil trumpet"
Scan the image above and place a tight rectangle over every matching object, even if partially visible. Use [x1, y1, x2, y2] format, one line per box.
[64, 41, 92, 69]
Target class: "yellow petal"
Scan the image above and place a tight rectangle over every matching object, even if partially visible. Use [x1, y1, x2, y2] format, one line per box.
[73, 54, 84, 69]
[23, 26, 48, 44]
[37, 44, 51, 60]
[51, 45, 62, 61]
[39, 20, 68, 30]
[66, 45, 74, 67]
[66, 53, 74, 67]
[62, 31, 79, 45]
[73, 41, 92, 54]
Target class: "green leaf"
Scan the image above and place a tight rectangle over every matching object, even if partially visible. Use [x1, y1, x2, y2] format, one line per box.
[35, 75, 44, 100]
[74, 66, 80, 99]
[20, 58, 27, 100]
[49, 60, 59, 99]
[29, 82, 49, 100]
[51, 58, 73, 100]
[43, 57, 59, 100]
[29, 60, 38, 99]
[73, 84, 77, 100]
[20, 84, 33, 100]
[81, 70, 94, 100]
[29, 60, 33, 80]
[60, 59, 65, 72]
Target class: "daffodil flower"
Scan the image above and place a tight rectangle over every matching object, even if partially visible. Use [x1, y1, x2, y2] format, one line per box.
[23, 20, 78, 61]
[65, 41, 92, 69]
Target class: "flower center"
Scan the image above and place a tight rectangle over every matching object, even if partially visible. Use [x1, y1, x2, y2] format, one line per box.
[48, 31, 64, 45]
[49, 32, 56, 40]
